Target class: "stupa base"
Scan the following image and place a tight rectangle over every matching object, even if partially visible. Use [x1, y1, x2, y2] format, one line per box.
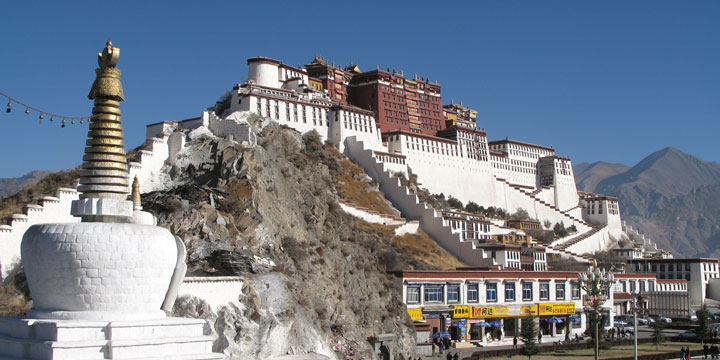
[0, 316, 223, 360]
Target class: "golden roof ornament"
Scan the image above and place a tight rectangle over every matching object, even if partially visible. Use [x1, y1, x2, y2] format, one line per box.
[76, 41, 129, 201]
[132, 176, 141, 209]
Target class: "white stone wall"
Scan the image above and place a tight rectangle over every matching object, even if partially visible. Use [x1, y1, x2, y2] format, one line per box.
[0, 188, 81, 279]
[329, 107, 382, 153]
[178, 276, 244, 310]
[338, 201, 405, 226]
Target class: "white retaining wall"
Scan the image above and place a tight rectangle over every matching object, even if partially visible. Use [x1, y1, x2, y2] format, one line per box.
[0, 188, 80, 279]
[345, 136, 493, 266]
[179, 276, 244, 309]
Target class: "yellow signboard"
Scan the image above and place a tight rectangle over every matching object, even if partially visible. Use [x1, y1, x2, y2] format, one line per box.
[453, 306, 472, 319]
[407, 308, 423, 321]
[539, 303, 576, 315]
[473, 306, 510, 318]
[520, 304, 538, 316]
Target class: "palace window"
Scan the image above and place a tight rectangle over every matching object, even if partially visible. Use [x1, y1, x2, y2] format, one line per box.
[424, 286, 444, 303]
[467, 284, 479, 303]
[505, 282, 516, 301]
[487, 283, 497, 302]
[407, 286, 420, 304]
[522, 282, 533, 301]
[571, 281, 581, 299]
[540, 282, 550, 300]
[556, 283, 566, 300]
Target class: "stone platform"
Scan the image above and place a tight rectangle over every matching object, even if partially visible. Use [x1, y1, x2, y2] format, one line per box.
[0, 316, 223, 359]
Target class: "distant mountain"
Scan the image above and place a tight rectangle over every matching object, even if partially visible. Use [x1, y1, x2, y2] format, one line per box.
[0, 170, 52, 198]
[574, 147, 720, 257]
[573, 161, 629, 193]
[595, 147, 720, 217]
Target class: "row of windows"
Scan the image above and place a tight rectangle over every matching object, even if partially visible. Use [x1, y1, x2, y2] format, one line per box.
[406, 282, 581, 304]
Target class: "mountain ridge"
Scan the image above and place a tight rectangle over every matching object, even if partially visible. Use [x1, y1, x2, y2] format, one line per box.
[575, 147, 720, 258]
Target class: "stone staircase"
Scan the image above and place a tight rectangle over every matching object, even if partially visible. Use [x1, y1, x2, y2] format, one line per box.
[344, 136, 494, 267]
[494, 177, 591, 228]
[553, 225, 607, 251]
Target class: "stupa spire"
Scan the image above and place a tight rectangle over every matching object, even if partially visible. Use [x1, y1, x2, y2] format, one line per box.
[78, 40, 129, 200]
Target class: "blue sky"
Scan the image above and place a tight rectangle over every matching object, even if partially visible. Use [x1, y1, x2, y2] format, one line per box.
[0, 1, 718, 178]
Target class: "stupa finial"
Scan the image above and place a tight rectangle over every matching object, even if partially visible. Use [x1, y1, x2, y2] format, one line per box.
[73, 41, 132, 221]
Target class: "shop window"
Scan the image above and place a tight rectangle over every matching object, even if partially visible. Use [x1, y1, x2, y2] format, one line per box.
[522, 282, 533, 301]
[505, 282, 516, 301]
[487, 283, 497, 302]
[407, 286, 420, 304]
[571, 282, 581, 299]
[467, 284, 479, 303]
[556, 283, 565, 300]
[424, 286, 444, 303]
[448, 284, 460, 303]
[539, 283, 550, 300]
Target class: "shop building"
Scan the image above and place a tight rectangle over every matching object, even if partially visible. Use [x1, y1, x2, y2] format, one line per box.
[396, 270, 588, 346]
[626, 258, 720, 306]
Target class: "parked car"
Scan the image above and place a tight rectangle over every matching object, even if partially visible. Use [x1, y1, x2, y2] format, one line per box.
[636, 316, 648, 325]
[678, 330, 696, 338]
[658, 316, 672, 323]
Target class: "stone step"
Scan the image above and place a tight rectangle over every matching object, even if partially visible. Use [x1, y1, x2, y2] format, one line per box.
[0, 317, 219, 360]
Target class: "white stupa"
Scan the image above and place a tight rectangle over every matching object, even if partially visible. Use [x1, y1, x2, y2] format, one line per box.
[0, 42, 223, 360]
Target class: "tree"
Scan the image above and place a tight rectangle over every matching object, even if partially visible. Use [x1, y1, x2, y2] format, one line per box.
[447, 196, 463, 209]
[651, 316, 665, 350]
[465, 201, 483, 214]
[520, 316, 539, 359]
[511, 208, 530, 220]
[543, 220, 552, 229]
[697, 304, 711, 344]
[553, 222, 569, 238]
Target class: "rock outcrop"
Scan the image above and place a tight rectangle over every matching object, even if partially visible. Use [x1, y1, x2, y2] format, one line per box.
[143, 122, 426, 359]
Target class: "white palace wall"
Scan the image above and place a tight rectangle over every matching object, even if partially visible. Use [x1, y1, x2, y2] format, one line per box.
[0, 188, 80, 279]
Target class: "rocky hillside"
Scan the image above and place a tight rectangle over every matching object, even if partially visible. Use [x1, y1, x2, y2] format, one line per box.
[138, 118, 463, 359]
[0, 170, 52, 199]
[575, 147, 720, 258]
[573, 161, 629, 193]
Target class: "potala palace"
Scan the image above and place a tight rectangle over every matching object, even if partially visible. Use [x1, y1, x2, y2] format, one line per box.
[6, 51, 720, 358]
[0, 55, 672, 278]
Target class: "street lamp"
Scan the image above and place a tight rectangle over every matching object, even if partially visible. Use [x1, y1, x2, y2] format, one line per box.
[578, 260, 614, 360]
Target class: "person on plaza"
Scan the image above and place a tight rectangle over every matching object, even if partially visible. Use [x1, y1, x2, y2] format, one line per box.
[575, 333, 579, 342]
[431, 340, 436, 356]
[705, 344, 710, 359]
[513, 336, 518, 349]
[681, 346, 686, 360]
[538, 332, 542, 344]
[565, 331, 570, 343]
[446, 351, 452, 360]
[444, 336, 451, 350]
[687, 347, 692, 360]
[453, 352, 459, 360]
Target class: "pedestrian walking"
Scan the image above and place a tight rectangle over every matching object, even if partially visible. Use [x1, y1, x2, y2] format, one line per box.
[705, 344, 710, 359]
[513, 336, 518, 349]
[681, 346, 686, 360]
[446, 351, 452, 360]
[453, 353, 459, 360]
[687, 348, 692, 360]
[538, 332, 542, 344]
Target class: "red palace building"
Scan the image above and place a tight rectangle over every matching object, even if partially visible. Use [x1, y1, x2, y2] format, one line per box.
[304, 56, 445, 136]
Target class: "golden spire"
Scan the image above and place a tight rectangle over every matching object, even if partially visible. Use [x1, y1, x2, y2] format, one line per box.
[132, 176, 141, 209]
[77, 41, 129, 200]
